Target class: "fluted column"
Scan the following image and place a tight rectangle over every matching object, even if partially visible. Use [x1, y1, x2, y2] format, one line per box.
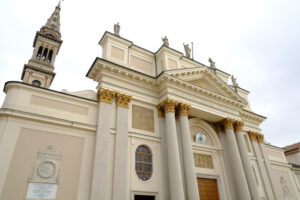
[178, 103, 200, 200]
[234, 122, 260, 200]
[91, 88, 115, 200]
[112, 93, 132, 200]
[222, 118, 251, 200]
[160, 99, 185, 200]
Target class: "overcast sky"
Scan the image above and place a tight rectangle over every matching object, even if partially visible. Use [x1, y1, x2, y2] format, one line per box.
[0, 0, 299, 147]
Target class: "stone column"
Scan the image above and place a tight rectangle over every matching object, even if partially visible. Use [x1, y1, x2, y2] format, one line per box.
[112, 93, 131, 200]
[222, 118, 251, 200]
[160, 99, 185, 200]
[178, 103, 200, 200]
[234, 122, 260, 200]
[91, 88, 115, 200]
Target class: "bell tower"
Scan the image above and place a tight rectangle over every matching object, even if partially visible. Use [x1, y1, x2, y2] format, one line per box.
[21, 2, 63, 88]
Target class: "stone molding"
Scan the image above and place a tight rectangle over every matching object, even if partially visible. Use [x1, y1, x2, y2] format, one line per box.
[116, 93, 132, 108]
[178, 103, 191, 116]
[98, 88, 115, 104]
[234, 121, 244, 132]
[248, 131, 264, 143]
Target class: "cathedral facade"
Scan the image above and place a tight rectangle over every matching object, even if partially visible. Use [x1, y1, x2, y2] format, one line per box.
[0, 3, 299, 200]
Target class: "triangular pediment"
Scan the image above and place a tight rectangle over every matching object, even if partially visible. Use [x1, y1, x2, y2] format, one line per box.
[165, 67, 246, 103]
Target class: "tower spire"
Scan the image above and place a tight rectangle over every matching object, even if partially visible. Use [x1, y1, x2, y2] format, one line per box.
[21, 3, 63, 88]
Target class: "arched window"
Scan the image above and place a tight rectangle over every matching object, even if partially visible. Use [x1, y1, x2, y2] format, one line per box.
[32, 80, 41, 87]
[37, 46, 43, 58]
[42, 48, 48, 60]
[135, 145, 152, 181]
[47, 50, 53, 62]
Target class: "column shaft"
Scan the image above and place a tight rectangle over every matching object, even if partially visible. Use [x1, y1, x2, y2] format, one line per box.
[165, 111, 185, 200]
[178, 103, 199, 200]
[235, 128, 260, 200]
[91, 101, 113, 200]
[112, 93, 131, 200]
[223, 119, 251, 200]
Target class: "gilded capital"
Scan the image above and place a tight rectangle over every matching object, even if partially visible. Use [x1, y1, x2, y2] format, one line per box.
[116, 93, 132, 108]
[178, 103, 191, 117]
[234, 121, 244, 132]
[216, 123, 224, 133]
[98, 88, 115, 104]
[221, 118, 235, 130]
[157, 104, 164, 117]
[248, 131, 258, 141]
[257, 133, 264, 143]
[163, 99, 178, 113]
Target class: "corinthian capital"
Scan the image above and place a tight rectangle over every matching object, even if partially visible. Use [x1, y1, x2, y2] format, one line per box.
[162, 99, 178, 113]
[178, 103, 191, 117]
[157, 104, 164, 117]
[98, 88, 115, 104]
[257, 133, 264, 143]
[234, 121, 244, 132]
[248, 131, 258, 141]
[116, 93, 132, 108]
[221, 118, 235, 130]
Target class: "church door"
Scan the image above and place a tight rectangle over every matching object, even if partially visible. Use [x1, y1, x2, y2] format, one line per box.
[197, 178, 220, 200]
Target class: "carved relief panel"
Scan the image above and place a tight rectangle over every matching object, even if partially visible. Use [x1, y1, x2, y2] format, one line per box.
[193, 153, 214, 169]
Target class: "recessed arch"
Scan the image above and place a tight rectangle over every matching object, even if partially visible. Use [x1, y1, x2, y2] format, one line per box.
[189, 118, 222, 149]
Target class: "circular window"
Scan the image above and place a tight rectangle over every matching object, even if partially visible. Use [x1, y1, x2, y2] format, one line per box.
[135, 145, 152, 181]
[32, 80, 41, 87]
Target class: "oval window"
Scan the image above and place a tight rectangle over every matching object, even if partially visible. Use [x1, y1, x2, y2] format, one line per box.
[32, 80, 41, 87]
[135, 145, 152, 181]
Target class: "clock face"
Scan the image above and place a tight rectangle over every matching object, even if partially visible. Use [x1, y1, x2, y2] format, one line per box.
[37, 161, 55, 179]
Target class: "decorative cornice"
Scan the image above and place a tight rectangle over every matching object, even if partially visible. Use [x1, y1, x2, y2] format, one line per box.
[234, 121, 244, 132]
[116, 93, 132, 108]
[178, 103, 191, 116]
[98, 88, 115, 104]
[221, 118, 235, 130]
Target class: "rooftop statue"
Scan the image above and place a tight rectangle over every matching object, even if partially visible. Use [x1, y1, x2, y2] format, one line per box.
[114, 22, 120, 36]
[208, 58, 216, 70]
[162, 36, 169, 46]
[231, 76, 239, 88]
[183, 43, 191, 58]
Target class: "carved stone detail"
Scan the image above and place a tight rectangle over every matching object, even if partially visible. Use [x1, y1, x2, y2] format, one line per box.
[178, 103, 191, 116]
[116, 93, 132, 108]
[29, 145, 61, 184]
[193, 153, 214, 169]
[221, 118, 235, 130]
[257, 134, 264, 143]
[98, 88, 115, 104]
[161, 99, 178, 113]
[234, 121, 244, 132]
[157, 104, 164, 117]
[247, 131, 264, 143]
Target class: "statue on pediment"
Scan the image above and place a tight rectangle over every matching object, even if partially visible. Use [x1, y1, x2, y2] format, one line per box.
[208, 58, 216, 70]
[114, 22, 120, 36]
[231, 76, 239, 88]
[183, 43, 191, 58]
[162, 36, 169, 46]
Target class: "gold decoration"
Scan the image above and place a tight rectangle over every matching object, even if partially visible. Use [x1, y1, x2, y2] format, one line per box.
[178, 103, 191, 116]
[193, 153, 214, 169]
[234, 121, 244, 132]
[248, 131, 258, 141]
[116, 93, 132, 108]
[221, 118, 235, 130]
[98, 88, 115, 104]
[157, 104, 164, 117]
[162, 99, 178, 113]
[257, 133, 264, 143]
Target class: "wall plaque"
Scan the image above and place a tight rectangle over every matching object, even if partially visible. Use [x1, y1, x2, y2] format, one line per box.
[26, 183, 57, 199]
[193, 153, 213, 169]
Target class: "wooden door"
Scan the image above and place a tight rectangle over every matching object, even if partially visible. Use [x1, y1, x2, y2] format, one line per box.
[197, 178, 220, 200]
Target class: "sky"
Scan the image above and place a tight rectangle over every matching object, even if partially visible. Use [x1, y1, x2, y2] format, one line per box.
[0, 0, 299, 147]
